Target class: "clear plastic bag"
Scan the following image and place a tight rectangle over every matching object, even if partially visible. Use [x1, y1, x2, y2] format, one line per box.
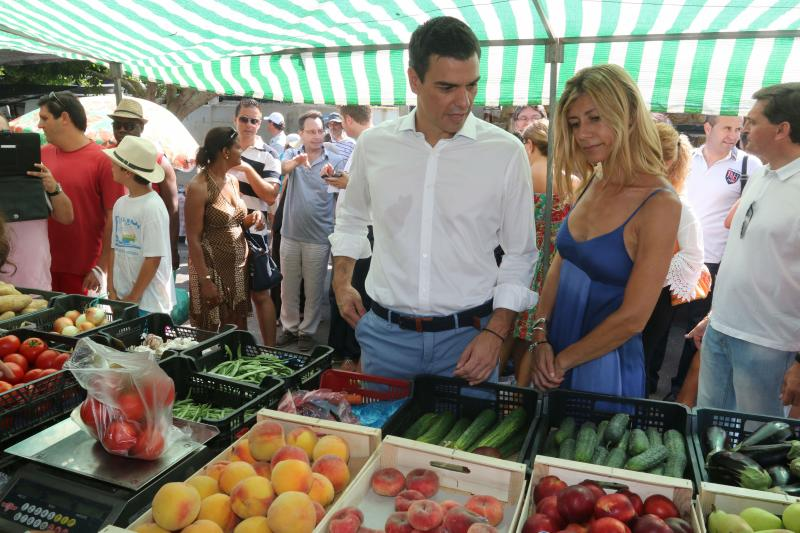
[277, 388, 359, 424]
[64, 337, 184, 460]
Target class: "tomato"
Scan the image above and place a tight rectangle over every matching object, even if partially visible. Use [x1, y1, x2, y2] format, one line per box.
[139, 375, 176, 408]
[35, 349, 59, 370]
[130, 426, 165, 460]
[52, 353, 70, 370]
[3, 354, 28, 374]
[3, 362, 24, 384]
[23, 369, 43, 382]
[0, 381, 12, 393]
[117, 391, 146, 421]
[40, 369, 57, 377]
[80, 397, 102, 429]
[18, 338, 47, 365]
[102, 420, 140, 454]
[0, 335, 21, 357]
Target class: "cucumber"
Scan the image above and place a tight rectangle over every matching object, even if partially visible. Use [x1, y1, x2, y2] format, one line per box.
[555, 417, 577, 445]
[664, 429, 688, 478]
[473, 408, 527, 449]
[617, 430, 631, 451]
[575, 422, 598, 463]
[628, 429, 650, 456]
[604, 414, 630, 445]
[453, 409, 496, 451]
[403, 413, 438, 439]
[646, 427, 663, 448]
[543, 430, 558, 456]
[649, 465, 665, 475]
[558, 438, 576, 460]
[625, 445, 669, 472]
[440, 417, 472, 447]
[605, 447, 627, 468]
[499, 432, 526, 459]
[591, 446, 609, 465]
[418, 412, 456, 444]
[597, 420, 609, 443]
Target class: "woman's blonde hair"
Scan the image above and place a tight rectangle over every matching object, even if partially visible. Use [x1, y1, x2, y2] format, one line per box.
[654, 122, 691, 193]
[521, 119, 549, 156]
[553, 64, 665, 201]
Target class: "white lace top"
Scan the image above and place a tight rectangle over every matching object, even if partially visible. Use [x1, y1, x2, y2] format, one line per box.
[665, 197, 705, 301]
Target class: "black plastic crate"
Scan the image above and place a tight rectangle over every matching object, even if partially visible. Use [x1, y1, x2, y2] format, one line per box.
[383, 375, 540, 464]
[181, 330, 333, 390]
[0, 286, 64, 330]
[96, 313, 235, 359]
[160, 356, 284, 446]
[0, 294, 138, 339]
[533, 389, 701, 489]
[692, 407, 800, 483]
[0, 329, 84, 446]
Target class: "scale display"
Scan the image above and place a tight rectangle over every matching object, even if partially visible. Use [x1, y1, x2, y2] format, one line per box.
[1, 477, 112, 533]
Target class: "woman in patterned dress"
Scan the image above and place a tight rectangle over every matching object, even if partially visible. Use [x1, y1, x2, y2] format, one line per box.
[185, 127, 265, 330]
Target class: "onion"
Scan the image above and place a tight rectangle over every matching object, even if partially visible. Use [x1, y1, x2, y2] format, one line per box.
[85, 307, 106, 326]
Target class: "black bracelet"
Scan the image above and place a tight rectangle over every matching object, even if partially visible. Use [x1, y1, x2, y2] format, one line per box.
[481, 327, 506, 342]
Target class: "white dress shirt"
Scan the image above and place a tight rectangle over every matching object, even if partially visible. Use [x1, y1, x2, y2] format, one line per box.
[711, 155, 800, 352]
[329, 110, 538, 316]
[664, 196, 705, 300]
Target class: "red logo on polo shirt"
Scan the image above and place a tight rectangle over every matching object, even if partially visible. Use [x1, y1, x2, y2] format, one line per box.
[725, 168, 741, 184]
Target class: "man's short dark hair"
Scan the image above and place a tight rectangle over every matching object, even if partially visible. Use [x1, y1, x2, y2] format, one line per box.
[298, 110, 323, 131]
[753, 83, 800, 144]
[339, 105, 372, 125]
[704, 115, 719, 127]
[235, 98, 260, 117]
[38, 91, 87, 131]
[408, 16, 481, 82]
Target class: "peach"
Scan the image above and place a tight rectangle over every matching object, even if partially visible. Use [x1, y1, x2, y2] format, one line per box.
[407, 500, 444, 531]
[229, 439, 257, 464]
[266, 491, 316, 533]
[253, 461, 272, 479]
[271, 445, 311, 468]
[181, 519, 224, 533]
[313, 501, 326, 524]
[271, 459, 313, 494]
[308, 472, 335, 506]
[287, 426, 319, 458]
[205, 461, 232, 482]
[133, 524, 170, 533]
[330, 514, 361, 533]
[443, 507, 488, 533]
[231, 475, 274, 519]
[234, 516, 271, 533]
[312, 454, 351, 493]
[331, 507, 365, 524]
[441, 501, 461, 513]
[219, 462, 258, 495]
[464, 495, 503, 526]
[371, 467, 406, 496]
[312, 434, 349, 462]
[249, 421, 286, 462]
[405, 469, 439, 498]
[151, 482, 202, 531]
[395, 490, 426, 512]
[385, 512, 414, 533]
[188, 475, 221, 500]
[198, 493, 239, 533]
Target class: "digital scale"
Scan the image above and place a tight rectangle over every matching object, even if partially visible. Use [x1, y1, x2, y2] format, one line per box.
[0, 417, 219, 533]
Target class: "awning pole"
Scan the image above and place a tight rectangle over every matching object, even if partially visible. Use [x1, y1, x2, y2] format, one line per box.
[110, 62, 123, 104]
[542, 39, 563, 278]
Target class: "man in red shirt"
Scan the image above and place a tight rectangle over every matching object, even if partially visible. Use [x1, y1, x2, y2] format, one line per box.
[36, 92, 125, 294]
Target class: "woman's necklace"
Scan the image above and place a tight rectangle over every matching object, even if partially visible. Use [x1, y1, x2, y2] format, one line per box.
[207, 169, 236, 208]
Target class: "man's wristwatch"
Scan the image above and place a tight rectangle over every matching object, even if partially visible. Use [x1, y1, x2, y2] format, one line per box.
[46, 183, 62, 197]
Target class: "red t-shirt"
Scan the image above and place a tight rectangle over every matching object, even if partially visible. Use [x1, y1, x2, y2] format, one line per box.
[44, 142, 124, 275]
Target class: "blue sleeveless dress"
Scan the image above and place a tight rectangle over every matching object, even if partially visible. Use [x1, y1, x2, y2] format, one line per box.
[549, 187, 670, 398]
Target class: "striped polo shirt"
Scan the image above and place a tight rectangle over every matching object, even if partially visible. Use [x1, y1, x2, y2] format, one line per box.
[232, 135, 281, 213]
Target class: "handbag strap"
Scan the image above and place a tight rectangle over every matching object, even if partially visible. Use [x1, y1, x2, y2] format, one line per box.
[244, 230, 268, 254]
[740, 154, 749, 193]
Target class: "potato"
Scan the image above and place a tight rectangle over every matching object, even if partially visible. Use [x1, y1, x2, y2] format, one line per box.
[0, 294, 33, 313]
[0, 310, 14, 320]
[24, 299, 47, 310]
[0, 282, 19, 297]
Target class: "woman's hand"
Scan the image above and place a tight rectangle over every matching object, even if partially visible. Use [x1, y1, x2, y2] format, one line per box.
[531, 342, 565, 390]
[244, 210, 265, 230]
[200, 278, 221, 307]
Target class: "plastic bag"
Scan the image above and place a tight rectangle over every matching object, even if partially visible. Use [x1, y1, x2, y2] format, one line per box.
[277, 388, 359, 424]
[64, 337, 184, 460]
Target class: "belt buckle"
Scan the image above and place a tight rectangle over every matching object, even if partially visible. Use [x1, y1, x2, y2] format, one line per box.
[397, 315, 433, 332]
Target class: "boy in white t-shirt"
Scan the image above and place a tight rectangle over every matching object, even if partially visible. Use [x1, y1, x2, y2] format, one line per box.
[104, 136, 175, 314]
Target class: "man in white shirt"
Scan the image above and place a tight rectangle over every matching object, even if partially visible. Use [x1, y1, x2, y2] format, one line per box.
[266, 112, 287, 157]
[330, 17, 537, 385]
[669, 115, 762, 397]
[689, 83, 800, 416]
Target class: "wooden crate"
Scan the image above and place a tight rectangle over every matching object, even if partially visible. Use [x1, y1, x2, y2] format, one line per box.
[696, 481, 800, 533]
[318, 435, 528, 533]
[516, 456, 696, 533]
[127, 408, 381, 530]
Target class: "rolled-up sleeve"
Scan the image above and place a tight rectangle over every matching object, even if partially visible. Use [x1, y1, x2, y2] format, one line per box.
[330, 140, 372, 260]
[494, 145, 539, 312]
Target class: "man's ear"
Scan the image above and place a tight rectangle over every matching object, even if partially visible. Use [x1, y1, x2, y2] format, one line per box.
[407, 67, 421, 95]
[703, 121, 712, 137]
[776, 121, 792, 142]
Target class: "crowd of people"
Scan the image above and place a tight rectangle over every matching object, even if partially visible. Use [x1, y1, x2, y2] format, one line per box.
[1, 15, 798, 418]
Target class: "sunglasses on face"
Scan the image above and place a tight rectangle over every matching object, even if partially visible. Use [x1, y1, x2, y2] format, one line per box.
[740, 202, 755, 239]
[238, 116, 261, 125]
[113, 121, 140, 132]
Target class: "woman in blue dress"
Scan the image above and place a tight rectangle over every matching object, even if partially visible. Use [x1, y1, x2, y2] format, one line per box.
[529, 64, 681, 398]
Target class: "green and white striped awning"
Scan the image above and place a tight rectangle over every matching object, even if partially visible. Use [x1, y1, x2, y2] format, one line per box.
[2, 1, 800, 114]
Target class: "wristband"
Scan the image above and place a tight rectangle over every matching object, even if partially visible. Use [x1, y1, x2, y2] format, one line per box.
[481, 327, 505, 342]
[528, 340, 550, 352]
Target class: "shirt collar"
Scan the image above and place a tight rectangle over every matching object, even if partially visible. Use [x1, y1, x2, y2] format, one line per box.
[398, 108, 477, 141]
[253, 135, 266, 150]
[765, 155, 800, 181]
[694, 144, 737, 162]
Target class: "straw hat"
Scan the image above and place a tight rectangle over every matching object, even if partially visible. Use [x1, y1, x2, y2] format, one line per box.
[103, 136, 165, 183]
[108, 99, 147, 123]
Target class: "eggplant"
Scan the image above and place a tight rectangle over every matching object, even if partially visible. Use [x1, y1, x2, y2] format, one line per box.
[706, 426, 728, 459]
[772, 483, 800, 496]
[738, 441, 799, 468]
[707, 450, 772, 490]
[733, 421, 792, 451]
[768, 465, 791, 487]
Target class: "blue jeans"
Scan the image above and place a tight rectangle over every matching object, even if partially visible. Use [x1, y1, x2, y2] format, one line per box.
[697, 325, 794, 416]
[355, 309, 498, 382]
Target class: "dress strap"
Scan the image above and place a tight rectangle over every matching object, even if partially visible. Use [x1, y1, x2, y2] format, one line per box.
[622, 188, 672, 226]
[573, 172, 597, 207]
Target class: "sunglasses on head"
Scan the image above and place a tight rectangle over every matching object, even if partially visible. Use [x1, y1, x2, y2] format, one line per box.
[112, 120, 140, 132]
[238, 116, 260, 125]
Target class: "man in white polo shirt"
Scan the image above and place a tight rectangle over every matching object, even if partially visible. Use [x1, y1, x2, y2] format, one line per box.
[668, 114, 762, 397]
[689, 83, 800, 416]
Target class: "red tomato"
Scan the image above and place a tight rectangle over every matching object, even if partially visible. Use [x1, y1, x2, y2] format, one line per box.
[3, 362, 24, 384]
[117, 391, 146, 421]
[40, 369, 57, 377]
[0, 381, 12, 393]
[139, 375, 176, 408]
[130, 426, 165, 460]
[23, 369, 43, 382]
[3, 354, 28, 374]
[102, 420, 140, 454]
[18, 338, 47, 365]
[80, 397, 102, 429]
[52, 353, 70, 370]
[35, 350, 59, 370]
[0, 335, 21, 357]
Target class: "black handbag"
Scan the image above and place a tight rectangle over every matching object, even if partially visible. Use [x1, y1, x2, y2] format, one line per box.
[245, 230, 282, 291]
